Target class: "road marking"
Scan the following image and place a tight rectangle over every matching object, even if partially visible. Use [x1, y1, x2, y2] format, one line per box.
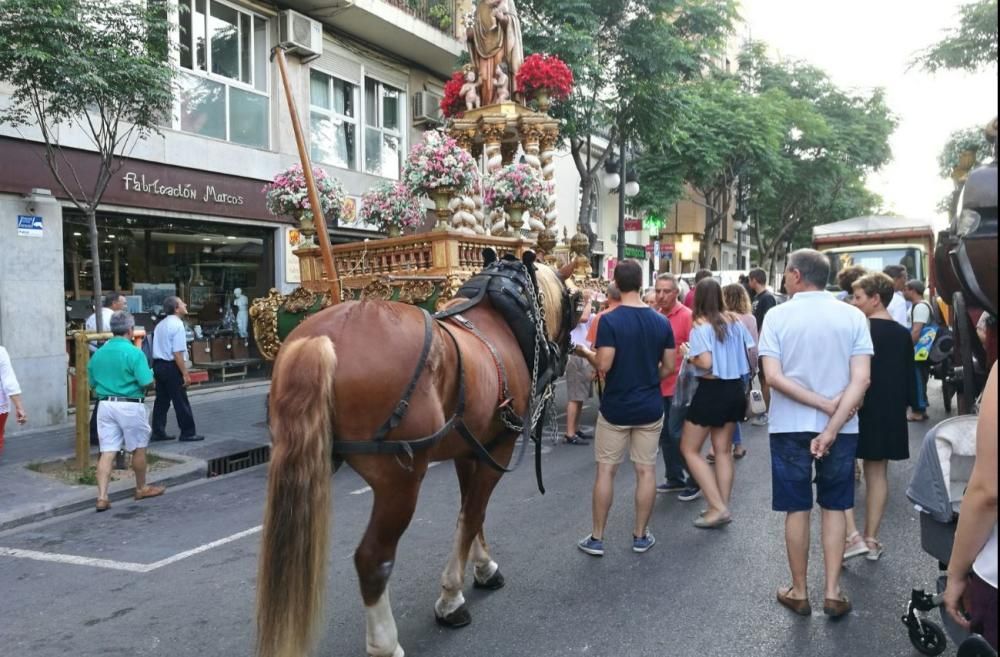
[349, 461, 442, 495]
[0, 525, 262, 573]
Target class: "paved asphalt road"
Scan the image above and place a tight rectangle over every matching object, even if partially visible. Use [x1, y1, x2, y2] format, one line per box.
[0, 383, 951, 657]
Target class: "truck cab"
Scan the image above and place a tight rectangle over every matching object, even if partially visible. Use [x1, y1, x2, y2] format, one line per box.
[822, 243, 928, 291]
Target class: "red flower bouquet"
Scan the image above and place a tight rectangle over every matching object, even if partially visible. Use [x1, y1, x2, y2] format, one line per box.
[441, 70, 466, 119]
[515, 53, 574, 101]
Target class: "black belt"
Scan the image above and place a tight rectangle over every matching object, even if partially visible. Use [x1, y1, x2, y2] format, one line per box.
[101, 396, 144, 403]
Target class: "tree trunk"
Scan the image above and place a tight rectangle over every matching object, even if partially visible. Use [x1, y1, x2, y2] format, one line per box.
[87, 207, 105, 333]
[577, 174, 597, 246]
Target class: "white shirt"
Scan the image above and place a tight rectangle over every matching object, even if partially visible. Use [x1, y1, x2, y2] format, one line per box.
[85, 307, 115, 352]
[0, 346, 23, 415]
[570, 315, 594, 349]
[758, 290, 874, 434]
[911, 300, 932, 326]
[973, 524, 998, 589]
[152, 315, 188, 361]
[888, 291, 909, 328]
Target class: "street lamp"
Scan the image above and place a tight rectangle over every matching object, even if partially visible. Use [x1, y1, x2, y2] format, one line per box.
[624, 168, 640, 197]
[733, 219, 750, 270]
[602, 157, 620, 190]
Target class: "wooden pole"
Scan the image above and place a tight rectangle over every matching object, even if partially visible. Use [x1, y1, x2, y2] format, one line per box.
[272, 46, 342, 304]
[74, 332, 91, 470]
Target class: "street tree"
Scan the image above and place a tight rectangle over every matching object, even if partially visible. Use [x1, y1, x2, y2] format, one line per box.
[0, 0, 174, 332]
[914, 0, 998, 72]
[517, 0, 738, 245]
[738, 44, 895, 277]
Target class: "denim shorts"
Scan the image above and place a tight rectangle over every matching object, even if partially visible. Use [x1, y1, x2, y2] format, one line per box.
[770, 432, 858, 512]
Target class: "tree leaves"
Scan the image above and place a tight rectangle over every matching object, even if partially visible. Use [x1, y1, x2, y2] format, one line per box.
[914, 0, 998, 73]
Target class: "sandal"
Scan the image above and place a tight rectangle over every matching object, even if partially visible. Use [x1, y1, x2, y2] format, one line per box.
[777, 587, 811, 616]
[733, 446, 747, 459]
[844, 531, 869, 559]
[864, 537, 884, 561]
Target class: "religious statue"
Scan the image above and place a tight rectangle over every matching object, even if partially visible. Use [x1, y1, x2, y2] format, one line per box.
[459, 65, 482, 111]
[493, 63, 510, 103]
[468, 0, 524, 105]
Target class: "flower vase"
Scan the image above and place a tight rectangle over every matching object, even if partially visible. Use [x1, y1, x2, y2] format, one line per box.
[537, 228, 557, 254]
[505, 204, 526, 237]
[294, 211, 317, 247]
[429, 187, 455, 232]
[534, 89, 552, 114]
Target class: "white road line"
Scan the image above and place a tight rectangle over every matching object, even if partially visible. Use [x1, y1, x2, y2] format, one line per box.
[349, 461, 442, 496]
[0, 525, 262, 573]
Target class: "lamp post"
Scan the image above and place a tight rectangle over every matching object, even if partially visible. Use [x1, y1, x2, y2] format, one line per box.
[605, 134, 639, 262]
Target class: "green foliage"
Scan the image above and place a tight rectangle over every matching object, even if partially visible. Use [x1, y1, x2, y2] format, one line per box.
[915, 0, 998, 72]
[517, 0, 739, 236]
[77, 466, 98, 486]
[737, 43, 896, 271]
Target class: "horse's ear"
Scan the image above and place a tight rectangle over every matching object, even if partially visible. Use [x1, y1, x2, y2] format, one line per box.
[482, 248, 497, 266]
[522, 251, 536, 269]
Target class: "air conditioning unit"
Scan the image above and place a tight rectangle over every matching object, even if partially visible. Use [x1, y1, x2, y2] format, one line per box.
[413, 91, 444, 125]
[278, 10, 323, 58]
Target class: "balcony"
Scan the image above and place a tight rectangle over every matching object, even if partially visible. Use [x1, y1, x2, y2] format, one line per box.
[287, 0, 465, 77]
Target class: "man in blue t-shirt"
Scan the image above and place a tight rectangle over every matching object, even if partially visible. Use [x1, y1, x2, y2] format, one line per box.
[573, 260, 675, 556]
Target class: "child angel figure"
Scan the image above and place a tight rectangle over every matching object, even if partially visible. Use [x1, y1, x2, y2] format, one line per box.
[460, 67, 482, 111]
[493, 62, 510, 103]
[489, 0, 510, 23]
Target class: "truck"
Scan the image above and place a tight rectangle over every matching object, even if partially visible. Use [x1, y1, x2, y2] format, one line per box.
[811, 215, 938, 291]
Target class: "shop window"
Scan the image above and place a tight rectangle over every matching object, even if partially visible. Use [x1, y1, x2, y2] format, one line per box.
[363, 77, 404, 180]
[177, 0, 269, 149]
[309, 70, 358, 171]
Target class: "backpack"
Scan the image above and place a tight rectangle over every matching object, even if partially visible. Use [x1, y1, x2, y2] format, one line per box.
[918, 300, 953, 364]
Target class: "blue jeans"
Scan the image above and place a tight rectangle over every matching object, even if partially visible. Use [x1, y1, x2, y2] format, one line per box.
[913, 362, 929, 413]
[659, 397, 689, 483]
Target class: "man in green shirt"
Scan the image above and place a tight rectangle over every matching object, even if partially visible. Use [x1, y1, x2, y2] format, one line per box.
[87, 311, 165, 511]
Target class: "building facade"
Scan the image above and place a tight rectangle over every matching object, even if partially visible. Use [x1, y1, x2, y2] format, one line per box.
[0, 0, 469, 429]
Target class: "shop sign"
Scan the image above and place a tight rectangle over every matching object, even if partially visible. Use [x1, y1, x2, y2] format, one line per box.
[122, 171, 246, 206]
[16, 214, 43, 238]
[623, 243, 646, 259]
[624, 218, 642, 232]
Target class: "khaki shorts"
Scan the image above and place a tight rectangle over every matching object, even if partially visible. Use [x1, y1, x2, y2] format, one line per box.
[594, 413, 663, 466]
[565, 354, 594, 402]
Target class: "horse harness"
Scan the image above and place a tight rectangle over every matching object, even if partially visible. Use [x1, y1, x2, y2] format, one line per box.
[331, 260, 556, 482]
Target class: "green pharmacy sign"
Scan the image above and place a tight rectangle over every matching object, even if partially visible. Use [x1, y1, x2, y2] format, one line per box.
[624, 244, 647, 259]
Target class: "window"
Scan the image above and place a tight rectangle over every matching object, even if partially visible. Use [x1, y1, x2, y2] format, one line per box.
[363, 77, 404, 180]
[309, 70, 358, 171]
[177, 0, 269, 149]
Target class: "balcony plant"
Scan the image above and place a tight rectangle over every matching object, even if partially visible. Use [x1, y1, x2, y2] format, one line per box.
[264, 163, 347, 246]
[515, 53, 574, 113]
[483, 163, 549, 235]
[359, 181, 425, 237]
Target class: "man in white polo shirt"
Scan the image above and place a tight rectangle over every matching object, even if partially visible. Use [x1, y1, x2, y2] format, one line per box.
[151, 296, 203, 442]
[759, 249, 873, 619]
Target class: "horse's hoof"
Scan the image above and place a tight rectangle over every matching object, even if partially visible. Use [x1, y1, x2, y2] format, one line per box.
[473, 569, 505, 590]
[435, 604, 472, 629]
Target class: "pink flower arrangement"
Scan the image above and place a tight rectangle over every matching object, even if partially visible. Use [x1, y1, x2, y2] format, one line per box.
[359, 182, 425, 234]
[404, 130, 478, 197]
[263, 163, 347, 222]
[483, 163, 549, 215]
[515, 53, 574, 100]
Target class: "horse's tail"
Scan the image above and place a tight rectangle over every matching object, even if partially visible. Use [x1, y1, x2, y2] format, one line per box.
[257, 335, 337, 657]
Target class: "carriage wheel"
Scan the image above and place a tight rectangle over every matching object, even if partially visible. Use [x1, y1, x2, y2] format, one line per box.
[908, 619, 947, 656]
[954, 292, 977, 415]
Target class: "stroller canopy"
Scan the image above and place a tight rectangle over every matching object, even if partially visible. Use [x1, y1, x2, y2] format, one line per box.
[906, 415, 979, 524]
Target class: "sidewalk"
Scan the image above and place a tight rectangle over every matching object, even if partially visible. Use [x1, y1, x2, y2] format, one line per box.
[0, 383, 271, 531]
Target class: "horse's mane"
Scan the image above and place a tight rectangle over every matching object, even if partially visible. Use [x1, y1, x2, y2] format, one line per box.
[534, 264, 564, 343]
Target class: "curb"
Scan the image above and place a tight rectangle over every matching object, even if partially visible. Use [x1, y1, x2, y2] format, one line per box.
[0, 456, 208, 533]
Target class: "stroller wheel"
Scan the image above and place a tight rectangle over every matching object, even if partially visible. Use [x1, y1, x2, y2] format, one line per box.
[908, 620, 947, 656]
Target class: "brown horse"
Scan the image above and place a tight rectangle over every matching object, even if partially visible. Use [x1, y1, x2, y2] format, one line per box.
[256, 259, 573, 657]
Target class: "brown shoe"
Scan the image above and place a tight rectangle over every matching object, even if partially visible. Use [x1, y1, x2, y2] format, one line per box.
[823, 595, 852, 618]
[95, 499, 111, 512]
[134, 485, 166, 501]
[777, 587, 812, 616]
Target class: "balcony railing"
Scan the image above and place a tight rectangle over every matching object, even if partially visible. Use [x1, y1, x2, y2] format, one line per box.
[384, 0, 461, 39]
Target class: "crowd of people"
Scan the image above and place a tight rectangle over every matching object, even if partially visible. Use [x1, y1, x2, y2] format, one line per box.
[565, 250, 997, 645]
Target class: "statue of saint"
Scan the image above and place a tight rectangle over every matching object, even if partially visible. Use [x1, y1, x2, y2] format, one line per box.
[468, 0, 524, 105]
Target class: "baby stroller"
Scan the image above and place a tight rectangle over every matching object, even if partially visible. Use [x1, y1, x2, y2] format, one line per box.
[902, 416, 996, 657]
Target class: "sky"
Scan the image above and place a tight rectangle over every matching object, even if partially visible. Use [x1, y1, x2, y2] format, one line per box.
[739, 0, 998, 225]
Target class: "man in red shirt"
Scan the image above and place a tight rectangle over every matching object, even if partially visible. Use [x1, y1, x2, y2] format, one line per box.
[682, 269, 713, 309]
[655, 274, 695, 493]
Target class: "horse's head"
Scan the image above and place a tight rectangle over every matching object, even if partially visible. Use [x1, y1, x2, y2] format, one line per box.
[529, 254, 580, 378]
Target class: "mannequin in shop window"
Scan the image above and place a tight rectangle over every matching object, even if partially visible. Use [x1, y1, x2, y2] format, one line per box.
[233, 288, 249, 339]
